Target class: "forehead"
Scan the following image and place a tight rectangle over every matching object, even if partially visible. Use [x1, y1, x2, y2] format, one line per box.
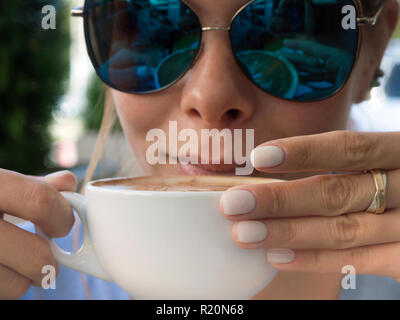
[182, 0, 369, 25]
[183, 0, 372, 13]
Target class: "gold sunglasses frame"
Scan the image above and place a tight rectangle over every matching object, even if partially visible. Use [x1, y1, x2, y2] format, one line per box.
[70, 0, 385, 99]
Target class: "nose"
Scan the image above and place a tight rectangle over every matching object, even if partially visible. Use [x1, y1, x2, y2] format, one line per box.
[180, 31, 256, 128]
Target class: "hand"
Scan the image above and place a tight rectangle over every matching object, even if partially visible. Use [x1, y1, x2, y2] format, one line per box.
[220, 131, 400, 281]
[0, 169, 76, 299]
[278, 39, 352, 89]
[98, 47, 157, 91]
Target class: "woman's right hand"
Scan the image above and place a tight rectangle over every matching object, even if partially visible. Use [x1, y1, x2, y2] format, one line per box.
[0, 169, 77, 299]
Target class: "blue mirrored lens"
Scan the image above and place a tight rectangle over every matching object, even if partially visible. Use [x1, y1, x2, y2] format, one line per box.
[85, 0, 201, 93]
[230, 0, 358, 102]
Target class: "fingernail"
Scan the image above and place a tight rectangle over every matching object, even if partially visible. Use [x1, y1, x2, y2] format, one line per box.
[267, 248, 295, 263]
[250, 146, 285, 168]
[221, 190, 256, 215]
[237, 221, 268, 243]
[46, 170, 70, 178]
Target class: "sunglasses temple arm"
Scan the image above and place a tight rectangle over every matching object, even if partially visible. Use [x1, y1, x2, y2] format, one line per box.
[71, 6, 84, 17]
[357, 2, 384, 26]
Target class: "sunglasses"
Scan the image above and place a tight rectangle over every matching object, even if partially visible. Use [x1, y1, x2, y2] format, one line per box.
[72, 0, 384, 102]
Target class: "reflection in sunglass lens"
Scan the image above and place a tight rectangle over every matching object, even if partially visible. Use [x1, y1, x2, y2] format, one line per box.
[85, 0, 201, 93]
[230, 0, 358, 102]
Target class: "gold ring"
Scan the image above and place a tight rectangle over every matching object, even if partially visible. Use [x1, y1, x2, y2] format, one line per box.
[366, 169, 387, 214]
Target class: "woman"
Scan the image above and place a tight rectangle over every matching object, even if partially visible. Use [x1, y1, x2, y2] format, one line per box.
[1, 0, 399, 299]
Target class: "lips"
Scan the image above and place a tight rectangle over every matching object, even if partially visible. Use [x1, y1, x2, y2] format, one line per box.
[176, 154, 246, 176]
[156, 151, 248, 176]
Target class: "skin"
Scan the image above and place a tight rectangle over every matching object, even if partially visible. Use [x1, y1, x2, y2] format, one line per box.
[112, 0, 400, 299]
[0, 0, 398, 299]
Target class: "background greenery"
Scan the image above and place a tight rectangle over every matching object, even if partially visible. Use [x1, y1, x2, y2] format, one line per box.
[82, 73, 122, 132]
[0, 0, 70, 175]
[394, 15, 400, 38]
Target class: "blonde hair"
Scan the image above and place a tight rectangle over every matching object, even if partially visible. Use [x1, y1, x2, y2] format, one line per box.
[74, 88, 120, 299]
[79, 88, 117, 195]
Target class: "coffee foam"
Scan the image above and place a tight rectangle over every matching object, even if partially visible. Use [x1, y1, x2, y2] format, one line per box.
[92, 175, 281, 192]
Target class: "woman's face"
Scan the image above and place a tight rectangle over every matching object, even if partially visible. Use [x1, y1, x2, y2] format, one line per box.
[111, 0, 388, 180]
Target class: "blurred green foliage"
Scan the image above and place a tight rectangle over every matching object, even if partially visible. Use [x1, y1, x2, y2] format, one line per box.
[0, 0, 70, 175]
[394, 15, 400, 38]
[82, 73, 106, 131]
[82, 72, 122, 132]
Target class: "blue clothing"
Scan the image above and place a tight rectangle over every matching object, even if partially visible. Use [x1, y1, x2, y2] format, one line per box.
[20, 219, 400, 300]
[20, 220, 130, 300]
[340, 275, 400, 300]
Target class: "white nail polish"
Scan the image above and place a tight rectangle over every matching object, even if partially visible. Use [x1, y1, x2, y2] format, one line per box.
[250, 146, 285, 168]
[46, 170, 70, 178]
[221, 190, 256, 215]
[267, 248, 295, 263]
[237, 221, 268, 243]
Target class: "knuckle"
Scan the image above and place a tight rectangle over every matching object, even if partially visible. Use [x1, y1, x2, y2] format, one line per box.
[23, 182, 57, 225]
[9, 278, 31, 299]
[346, 247, 370, 272]
[329, 214, 360, 249]
[0, 272, 31, 300]
[267, 184, 286, 216]
[295, 143, 312, 168]
[309, 249, 324, 269]
[318, 175, 353, 213]
[277, 219, 298, 244]
[26, 235, 57, 281]
[341, 132, 374, 168]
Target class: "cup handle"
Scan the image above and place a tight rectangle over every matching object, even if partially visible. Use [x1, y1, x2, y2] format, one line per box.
[35, 191, 112, 282]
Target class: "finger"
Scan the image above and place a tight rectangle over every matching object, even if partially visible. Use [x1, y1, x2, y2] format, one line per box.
[220, 171, 400, 219]
[36, 170, 78, 192]
[250, 131, 400, 172]
[0, 169, 75, 237]
[108, 48, 137, 67]
[299, 73, 336, 82]
[283, 39, 338, 59]
[0, 219, 59, 288]
[108, 66, 144, 89]
[279, 51, 325, 67]
[232, 209, 400, 250]
[0, 264, 31, 300]
[265, 242, 400, 280]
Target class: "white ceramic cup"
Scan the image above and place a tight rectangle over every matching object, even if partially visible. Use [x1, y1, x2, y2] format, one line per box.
[37, 175, 280, 299]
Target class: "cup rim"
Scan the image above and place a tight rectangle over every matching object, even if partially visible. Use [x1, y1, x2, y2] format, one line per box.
[87, 175, 283, 194]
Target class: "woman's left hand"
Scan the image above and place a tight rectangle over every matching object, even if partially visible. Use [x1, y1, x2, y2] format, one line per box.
[220, 130, 400, 281]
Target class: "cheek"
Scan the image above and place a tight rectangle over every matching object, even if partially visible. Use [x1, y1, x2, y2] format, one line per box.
[256, 92, 352, 141]
[309, 98, 352, 133]
[298, 79, 356, 133]
[111, 90, 167, 166]
[296, 97, 351, 132]
[112, 90, 178, 137]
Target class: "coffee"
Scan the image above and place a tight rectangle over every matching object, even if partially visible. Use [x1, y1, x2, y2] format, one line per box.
[93, 175, 277, 192]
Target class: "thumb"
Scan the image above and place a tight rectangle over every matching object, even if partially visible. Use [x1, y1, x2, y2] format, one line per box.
[39, 170, 78, 192]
